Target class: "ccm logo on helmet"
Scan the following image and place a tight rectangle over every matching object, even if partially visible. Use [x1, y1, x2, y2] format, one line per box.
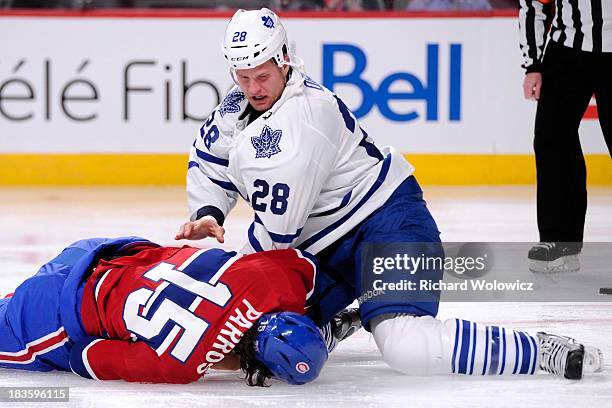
[295, 362, 310, 373]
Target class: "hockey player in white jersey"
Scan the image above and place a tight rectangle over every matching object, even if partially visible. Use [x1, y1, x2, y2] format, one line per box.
[177, 9, 420, 319]
[176, 8, 603, 380]
[178, 9, 411, 255]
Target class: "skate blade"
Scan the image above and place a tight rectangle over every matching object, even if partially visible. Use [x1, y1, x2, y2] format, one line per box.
[583, 346, 604, 373]
[529, 255, 580, 274]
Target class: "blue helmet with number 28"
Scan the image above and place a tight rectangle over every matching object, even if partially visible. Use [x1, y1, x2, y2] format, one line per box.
[221, 8, 289, 70]
[255, 312, 328, 385]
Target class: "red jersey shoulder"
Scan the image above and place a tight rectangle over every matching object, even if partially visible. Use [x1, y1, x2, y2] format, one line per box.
[225, 249, 316, 292]
[98, 245, 200, 269]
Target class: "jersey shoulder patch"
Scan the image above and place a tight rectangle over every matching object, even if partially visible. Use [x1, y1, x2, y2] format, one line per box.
[219, 88, 246, 118]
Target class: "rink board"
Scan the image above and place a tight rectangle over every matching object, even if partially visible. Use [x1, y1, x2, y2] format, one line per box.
[0, 11, 610, 184]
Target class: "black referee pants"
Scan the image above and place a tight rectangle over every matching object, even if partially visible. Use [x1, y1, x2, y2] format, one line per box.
[534, 41, 612, 243]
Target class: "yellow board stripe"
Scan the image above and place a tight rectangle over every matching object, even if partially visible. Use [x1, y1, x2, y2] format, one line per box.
[408, 154, 611, 185]
[0, 154, 187, 186]
[0, 153, 610, 185]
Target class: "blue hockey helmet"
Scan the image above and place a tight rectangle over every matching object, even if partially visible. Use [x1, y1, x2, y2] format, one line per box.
[255, 312, 328, 385]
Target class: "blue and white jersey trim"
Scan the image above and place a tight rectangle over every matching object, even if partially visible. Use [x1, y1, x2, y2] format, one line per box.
[195, 147, 229, 167]
[208, 177, 239, 192]
[253, 214, 303, 244]
[297, 154, 391, 252]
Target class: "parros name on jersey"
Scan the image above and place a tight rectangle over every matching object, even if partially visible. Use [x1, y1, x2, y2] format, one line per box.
[197, 298, 263, 374]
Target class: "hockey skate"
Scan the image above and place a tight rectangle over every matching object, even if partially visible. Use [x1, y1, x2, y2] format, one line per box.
[528, 243, 581, 273]
[332, 308, 362, 342]
[320, 308, 362, 353]
[537, 332, 604, 379]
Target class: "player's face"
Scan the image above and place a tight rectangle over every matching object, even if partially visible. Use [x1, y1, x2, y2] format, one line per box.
[235, 60, 290, 112]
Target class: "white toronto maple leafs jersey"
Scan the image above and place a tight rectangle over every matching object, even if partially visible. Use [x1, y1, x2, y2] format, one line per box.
[187, 71, 414, 255]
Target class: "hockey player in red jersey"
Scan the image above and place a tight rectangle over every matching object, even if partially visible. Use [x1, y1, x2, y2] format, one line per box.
[0, 236, 329, 385]
[0, 236, 604, 384]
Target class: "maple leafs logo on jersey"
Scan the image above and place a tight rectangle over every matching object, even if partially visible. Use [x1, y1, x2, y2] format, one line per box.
[261, 16, 275, 29]
[251, 125, 282, 159]
[219, 89, 246, 117]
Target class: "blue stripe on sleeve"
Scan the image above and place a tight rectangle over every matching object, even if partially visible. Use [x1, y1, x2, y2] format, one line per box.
[253, 214, 303, 243]
[195, 147, 229, 167]
[269, 228, 303, 243]
[248, 222, 264, 252]
[209, 177, 239, 192]
[359, 128, 385, 161]
[188, 155, 236, 191]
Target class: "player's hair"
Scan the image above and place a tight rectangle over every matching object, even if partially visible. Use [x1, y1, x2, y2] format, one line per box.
[233, 324, 273, 387]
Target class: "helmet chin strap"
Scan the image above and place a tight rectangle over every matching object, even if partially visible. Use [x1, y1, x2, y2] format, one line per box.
[279, 55, 305, 72]
[230, 68, 239, 86]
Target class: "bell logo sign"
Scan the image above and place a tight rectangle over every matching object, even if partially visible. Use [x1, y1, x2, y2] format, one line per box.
[322, 43, 462, 123]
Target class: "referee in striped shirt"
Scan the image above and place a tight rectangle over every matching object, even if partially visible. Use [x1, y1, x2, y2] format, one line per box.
[519, 0, 611, 272]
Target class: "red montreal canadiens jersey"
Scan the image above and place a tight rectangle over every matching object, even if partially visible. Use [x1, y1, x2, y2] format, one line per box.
[74, 246, 316, 383]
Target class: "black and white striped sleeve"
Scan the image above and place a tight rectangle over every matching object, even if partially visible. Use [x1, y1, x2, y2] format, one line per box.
[518, 0, 554, 72]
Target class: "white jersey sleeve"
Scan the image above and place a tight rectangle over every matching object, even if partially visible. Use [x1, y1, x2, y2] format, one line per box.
[187, 108, 239, 222]
[239, 97, 342, 252]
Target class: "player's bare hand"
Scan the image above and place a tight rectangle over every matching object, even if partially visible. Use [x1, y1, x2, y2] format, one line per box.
[523, 72, 542, 101]
[175, 217, 225, 243]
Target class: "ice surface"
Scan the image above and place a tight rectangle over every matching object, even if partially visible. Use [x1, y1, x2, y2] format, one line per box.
[0, 186, 610, 408]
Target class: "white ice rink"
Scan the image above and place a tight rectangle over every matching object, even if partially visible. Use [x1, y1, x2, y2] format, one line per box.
[1, 186, 611, 408]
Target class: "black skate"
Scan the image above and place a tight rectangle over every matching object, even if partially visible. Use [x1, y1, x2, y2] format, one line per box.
[331, 308, 362, 342]
[320, 308, 362, 353]
[528, 243, 581, 273]
[537, 332, 603, 379]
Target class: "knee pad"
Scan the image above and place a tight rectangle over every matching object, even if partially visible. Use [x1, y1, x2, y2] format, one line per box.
[372, 314, 455, 375]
